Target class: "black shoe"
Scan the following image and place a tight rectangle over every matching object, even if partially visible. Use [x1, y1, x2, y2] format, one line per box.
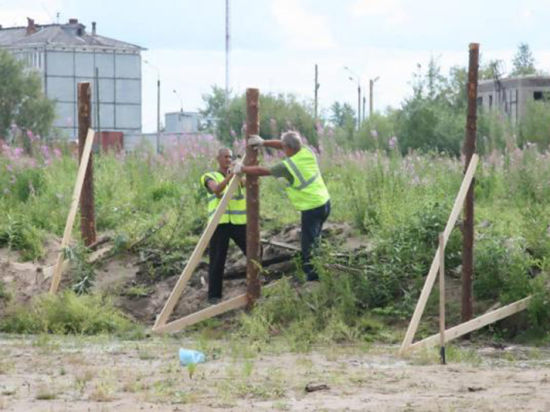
[208, 297, 221, 305]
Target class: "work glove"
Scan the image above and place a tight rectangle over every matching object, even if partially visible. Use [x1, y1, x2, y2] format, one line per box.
[232, 160, 243, 175]
[247, 135, 264, 147]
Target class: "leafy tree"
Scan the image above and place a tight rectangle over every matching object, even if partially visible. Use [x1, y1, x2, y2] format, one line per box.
[0, 49, 55, 139]
[511, 43, 537, 76]
[479, 59, 504, 80]
[200, 86, 318, 146]
[329, 102, 355, 128]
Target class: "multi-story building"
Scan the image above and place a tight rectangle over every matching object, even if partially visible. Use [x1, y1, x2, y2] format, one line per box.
[0, 17, 144, 138]
[477, 75, 550, 124]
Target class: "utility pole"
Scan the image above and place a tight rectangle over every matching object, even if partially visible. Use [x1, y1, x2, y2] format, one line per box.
[314, 64, 319, 122]
[77, 82, 96, 246]
[95, 67, 101, 150]
[462, 43, 479, 324]
[369, 76, 380, 117]
[225, 0, 230, 108]
[157, 77, 161, 153]
[245, 88, 260, 308]
[362, 95, 366, 124]
[357, 84, 361, 128]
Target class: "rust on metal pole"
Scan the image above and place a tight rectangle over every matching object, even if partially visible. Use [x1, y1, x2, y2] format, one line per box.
[245, 88, 261, 308]
[462, 43, 479, 323]
[77, 82, 96, 246]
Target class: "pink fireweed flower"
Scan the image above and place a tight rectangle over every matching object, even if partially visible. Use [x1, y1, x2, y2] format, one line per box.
[388, 136, 398, 150]
[370, 130, 378, 139]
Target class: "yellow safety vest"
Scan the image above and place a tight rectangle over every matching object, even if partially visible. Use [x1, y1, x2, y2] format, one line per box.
[282, 146, 330, 211]
[200, 171, 246, 225]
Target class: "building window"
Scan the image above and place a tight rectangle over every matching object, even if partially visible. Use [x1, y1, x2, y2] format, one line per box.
[534, 91, 550, 101]
[477, 97, 483, 106]
[489, 94, 493, 108]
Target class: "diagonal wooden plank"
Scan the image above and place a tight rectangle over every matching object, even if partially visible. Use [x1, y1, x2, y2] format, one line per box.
[153, 165, 246, 329]
[399, 154, 479, 354]
[152, 281, 279, 334]
[49, 128, 95, 293]
[405, 296, 531, 353]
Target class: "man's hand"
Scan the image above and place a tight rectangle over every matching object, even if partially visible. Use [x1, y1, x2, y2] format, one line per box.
[247, 135, 264, 147]
[231, 160, 243, 175]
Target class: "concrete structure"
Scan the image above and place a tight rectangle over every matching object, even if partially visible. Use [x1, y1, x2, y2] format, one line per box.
[478, 76, 550, 123]
[165, 111, 200, 133]
[0, 18, 144, 138]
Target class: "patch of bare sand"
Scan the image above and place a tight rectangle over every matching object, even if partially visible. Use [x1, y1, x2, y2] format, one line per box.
[1, 338, 550, 411]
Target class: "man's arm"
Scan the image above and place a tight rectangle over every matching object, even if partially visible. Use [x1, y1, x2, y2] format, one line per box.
[262, 140, 283, 150]
[206, 173, 235, 198]
[240, 166, 272, 176]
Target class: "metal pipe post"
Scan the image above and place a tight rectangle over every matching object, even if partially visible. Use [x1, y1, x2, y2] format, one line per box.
[77, 82, 96, 246]
[245, 88, 261, 308]
[462, 43, 479, 323]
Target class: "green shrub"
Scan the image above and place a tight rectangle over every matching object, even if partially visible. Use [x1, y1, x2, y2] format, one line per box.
[0, 214, 44, 260]
[0, 291, 140, 337]
[13, 167, 46, 202]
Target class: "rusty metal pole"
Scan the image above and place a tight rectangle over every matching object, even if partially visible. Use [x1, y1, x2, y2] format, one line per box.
[462, 43, 479, 323]
[245, 88, 261, 308]
[77, 82, 96, 246]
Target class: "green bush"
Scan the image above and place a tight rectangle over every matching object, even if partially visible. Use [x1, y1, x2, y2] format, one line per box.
[13, 167, 46, 202]
[0, 291, 140, 337]
[0, 214, 44, 260]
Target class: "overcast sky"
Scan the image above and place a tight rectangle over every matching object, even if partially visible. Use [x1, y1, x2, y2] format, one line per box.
[2, 0, 550, 132]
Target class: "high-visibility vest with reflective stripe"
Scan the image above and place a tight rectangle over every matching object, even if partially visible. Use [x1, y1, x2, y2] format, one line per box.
[282, 146, 330, 211]
[200, 171, 247, 225]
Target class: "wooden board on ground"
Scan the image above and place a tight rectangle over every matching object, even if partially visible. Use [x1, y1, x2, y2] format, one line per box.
[152, 281, 279, 334]
[406, 296, 532, 353]
[399, 154, 479, 354]
[153, 166, 246, 329]
[49, 128, 95, 294]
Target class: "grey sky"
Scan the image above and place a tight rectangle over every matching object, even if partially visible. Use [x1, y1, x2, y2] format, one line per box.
[2, 0, 549, 132]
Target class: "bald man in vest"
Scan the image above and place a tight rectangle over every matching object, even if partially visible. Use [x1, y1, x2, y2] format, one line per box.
[201, 148, 247, 303]
[234, 131, 331, 281]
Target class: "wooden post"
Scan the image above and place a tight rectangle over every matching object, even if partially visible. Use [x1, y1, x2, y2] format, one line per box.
[245, 88, 261, 308]
[439, 233, 446, 365]
[462, 43, 479, 323]
[399, 154, 479, 354]
[314, 64, 319, 122]
[78, 83, 96, 246]
[49, 129, 95, 293]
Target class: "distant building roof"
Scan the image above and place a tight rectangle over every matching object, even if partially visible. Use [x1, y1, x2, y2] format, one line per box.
[479, 75, 550, 91]
[0, 18, 145, 52]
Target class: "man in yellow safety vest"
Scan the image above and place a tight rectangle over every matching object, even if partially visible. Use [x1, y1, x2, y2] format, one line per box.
[201, 148, 247, 302]
[234, 131, 330, 281]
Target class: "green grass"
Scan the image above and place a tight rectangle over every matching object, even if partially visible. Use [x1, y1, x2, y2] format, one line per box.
[1, 139, 550, 342]
[0, 291, 142, 337]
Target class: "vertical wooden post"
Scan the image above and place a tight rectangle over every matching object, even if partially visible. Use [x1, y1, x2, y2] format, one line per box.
[439, 233, 446, 365]
[314, 64, 319, 122]
[462, 43, 479, 323]
[245, 88, 261, 308]
[78, 82, 96, 246]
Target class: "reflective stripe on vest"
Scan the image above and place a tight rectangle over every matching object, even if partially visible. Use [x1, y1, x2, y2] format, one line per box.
[282, 146, 330, 211]
[201, 171, 247, 224]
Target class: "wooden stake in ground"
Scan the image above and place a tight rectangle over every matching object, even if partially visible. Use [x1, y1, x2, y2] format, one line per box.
[462, 43, 479, 323]
[245, 88, 261, 308]
[399, 154, 479, 354]
[49, 128, 96, 293]
[152, 165, 245, 329]
[439, 233, 446, 365]
[78, 82, 96, 246]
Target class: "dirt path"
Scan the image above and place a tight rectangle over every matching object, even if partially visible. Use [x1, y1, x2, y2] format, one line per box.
[1, 335, 550, 411]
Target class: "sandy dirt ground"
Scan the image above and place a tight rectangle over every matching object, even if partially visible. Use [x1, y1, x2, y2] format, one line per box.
[1, 335, 550, 411]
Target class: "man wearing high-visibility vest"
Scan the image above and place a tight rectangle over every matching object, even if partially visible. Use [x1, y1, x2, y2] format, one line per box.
[235, 131, 330, 281]
[201, 148, 246, 302]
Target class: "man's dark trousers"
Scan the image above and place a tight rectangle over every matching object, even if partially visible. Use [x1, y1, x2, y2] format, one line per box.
[208, 223, 247, 299]
[301, 200, 331, 281]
